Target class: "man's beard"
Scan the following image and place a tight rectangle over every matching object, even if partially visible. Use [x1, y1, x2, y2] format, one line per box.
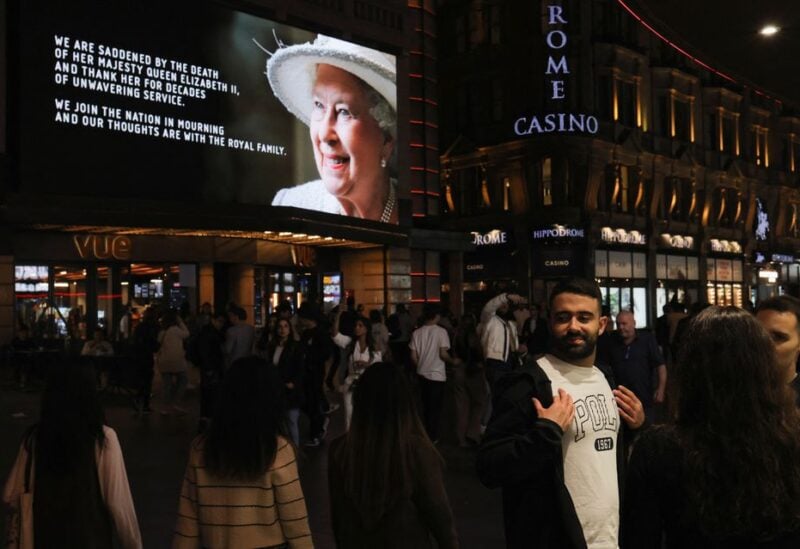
[550, 331, 597, 361]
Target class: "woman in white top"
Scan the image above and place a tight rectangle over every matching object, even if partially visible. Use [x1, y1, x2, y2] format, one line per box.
[332, 310, 382, 429]
[156, 310, 190, 415]
[3, 361, 142, 548]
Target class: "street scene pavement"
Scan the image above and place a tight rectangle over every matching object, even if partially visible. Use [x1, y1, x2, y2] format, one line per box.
[0, 374, 504, 548]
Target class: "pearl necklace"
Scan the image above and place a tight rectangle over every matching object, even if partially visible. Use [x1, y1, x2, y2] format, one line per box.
[379, 182, 396, 223]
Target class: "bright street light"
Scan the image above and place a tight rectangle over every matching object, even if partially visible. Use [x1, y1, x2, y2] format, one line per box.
[760, 25, 780, 37]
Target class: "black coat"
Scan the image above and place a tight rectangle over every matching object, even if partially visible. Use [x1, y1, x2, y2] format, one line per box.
[476, 356, 626, 549]
[268, 340, 305, 409]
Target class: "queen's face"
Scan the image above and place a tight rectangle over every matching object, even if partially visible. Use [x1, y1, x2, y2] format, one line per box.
[309, 64, 392, 199]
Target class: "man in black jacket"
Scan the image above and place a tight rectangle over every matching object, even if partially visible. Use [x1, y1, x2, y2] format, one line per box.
[477, 278, 644, 549]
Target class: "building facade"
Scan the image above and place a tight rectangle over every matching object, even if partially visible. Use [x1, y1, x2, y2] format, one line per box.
[0, 0, 465, 344]
[438, 0, 800, 326]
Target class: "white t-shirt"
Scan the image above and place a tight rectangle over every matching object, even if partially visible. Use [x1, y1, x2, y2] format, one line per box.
[332, 333, 382, 373]
[409, 324, 450, 381]
[537, 354, 620, 549]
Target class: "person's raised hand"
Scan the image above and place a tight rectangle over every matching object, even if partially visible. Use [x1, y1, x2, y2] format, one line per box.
[614, 385, 645, 428]
[532, 388, 575, 433]
[507, 293, 527, 305]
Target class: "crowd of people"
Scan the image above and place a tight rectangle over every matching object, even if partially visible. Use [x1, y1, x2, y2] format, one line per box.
[5, 278, 800, 548]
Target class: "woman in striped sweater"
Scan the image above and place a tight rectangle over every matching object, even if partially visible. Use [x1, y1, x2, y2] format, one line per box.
[173, 356, 313, 549]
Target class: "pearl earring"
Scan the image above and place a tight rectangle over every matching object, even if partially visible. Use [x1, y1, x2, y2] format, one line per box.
[380, 158, 387, 168]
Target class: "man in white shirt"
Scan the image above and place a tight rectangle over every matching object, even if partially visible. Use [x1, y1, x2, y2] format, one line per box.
[480, 293, 527, 388]
[410, 304, 460, 442]
[477, 278, 645, 549]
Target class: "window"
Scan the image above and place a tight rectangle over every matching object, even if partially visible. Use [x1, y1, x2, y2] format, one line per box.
[750, 126, 769, 167]
[784, 136, 800, 172]
[707, 110, 740, 154]
[788, 203, 800, 238]
[455, 15, 467, 54]
[662, 177, 697, 222]
[468, 8, 482, 49]
[492, 80, 503, 122]
[489, 4, 502, 45]
[722, 115, 738, 154]
[673, 98, 692, 142]
[597, 75, 613, 121]
[603, 164, 643, 214]
[712, 187, 743, 228]
[542, 157, 553, 206]
[617, 79, 637, 127]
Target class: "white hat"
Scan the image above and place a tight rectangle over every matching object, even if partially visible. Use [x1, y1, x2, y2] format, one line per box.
[266, 35, 396, 126]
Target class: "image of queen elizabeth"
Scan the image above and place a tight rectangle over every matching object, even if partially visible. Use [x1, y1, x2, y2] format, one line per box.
[267, 35, 398, 224]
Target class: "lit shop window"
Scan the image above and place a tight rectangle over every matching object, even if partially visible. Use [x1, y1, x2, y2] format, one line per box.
[15, 265, 50, 331]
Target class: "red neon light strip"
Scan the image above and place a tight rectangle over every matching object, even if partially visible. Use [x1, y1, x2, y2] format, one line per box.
[615, 0, 734, 82]
[408, 96, 439, 106]
[410, 120, 439, 129]
[616, 0, 780, 104]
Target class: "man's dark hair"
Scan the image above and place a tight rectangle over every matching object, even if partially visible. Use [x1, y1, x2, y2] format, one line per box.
[231, 305, 247, 321]
[756, 295, 800, 332]
[422, 303, 440, 322]
[548, 277, 603, 313]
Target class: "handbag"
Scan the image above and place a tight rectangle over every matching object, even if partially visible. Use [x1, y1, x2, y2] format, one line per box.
[4, 447, 34, 549]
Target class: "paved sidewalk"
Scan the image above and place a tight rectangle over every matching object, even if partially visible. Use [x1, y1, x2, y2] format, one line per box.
[0, 383, 504, 548]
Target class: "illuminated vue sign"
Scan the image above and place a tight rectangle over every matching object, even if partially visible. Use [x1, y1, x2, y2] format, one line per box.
[514, 3, 598, 136]
[16, 0, 398, 225]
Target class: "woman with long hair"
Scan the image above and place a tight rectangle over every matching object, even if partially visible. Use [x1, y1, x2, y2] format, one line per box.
[332, 310, 381, 429]
[266, 317, 305, 446]
[173, 356, 312, 548]
[621, 306, 800, 548]
[2, 362, 142, 548]
[328, 362, 459, 548]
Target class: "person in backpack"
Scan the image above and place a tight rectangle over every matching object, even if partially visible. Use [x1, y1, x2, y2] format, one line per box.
[477, 277, 645, 549]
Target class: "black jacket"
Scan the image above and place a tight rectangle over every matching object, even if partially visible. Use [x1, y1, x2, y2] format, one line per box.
[476, 356, 626, 549]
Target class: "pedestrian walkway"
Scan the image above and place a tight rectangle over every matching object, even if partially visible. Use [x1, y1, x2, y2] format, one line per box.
[0, 383, 504, 548]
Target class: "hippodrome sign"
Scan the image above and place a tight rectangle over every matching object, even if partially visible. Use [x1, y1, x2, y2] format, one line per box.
[513, 3, 599, 136]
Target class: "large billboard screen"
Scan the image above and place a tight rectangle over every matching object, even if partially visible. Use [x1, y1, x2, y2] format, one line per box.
[14, 0, 399, 224]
